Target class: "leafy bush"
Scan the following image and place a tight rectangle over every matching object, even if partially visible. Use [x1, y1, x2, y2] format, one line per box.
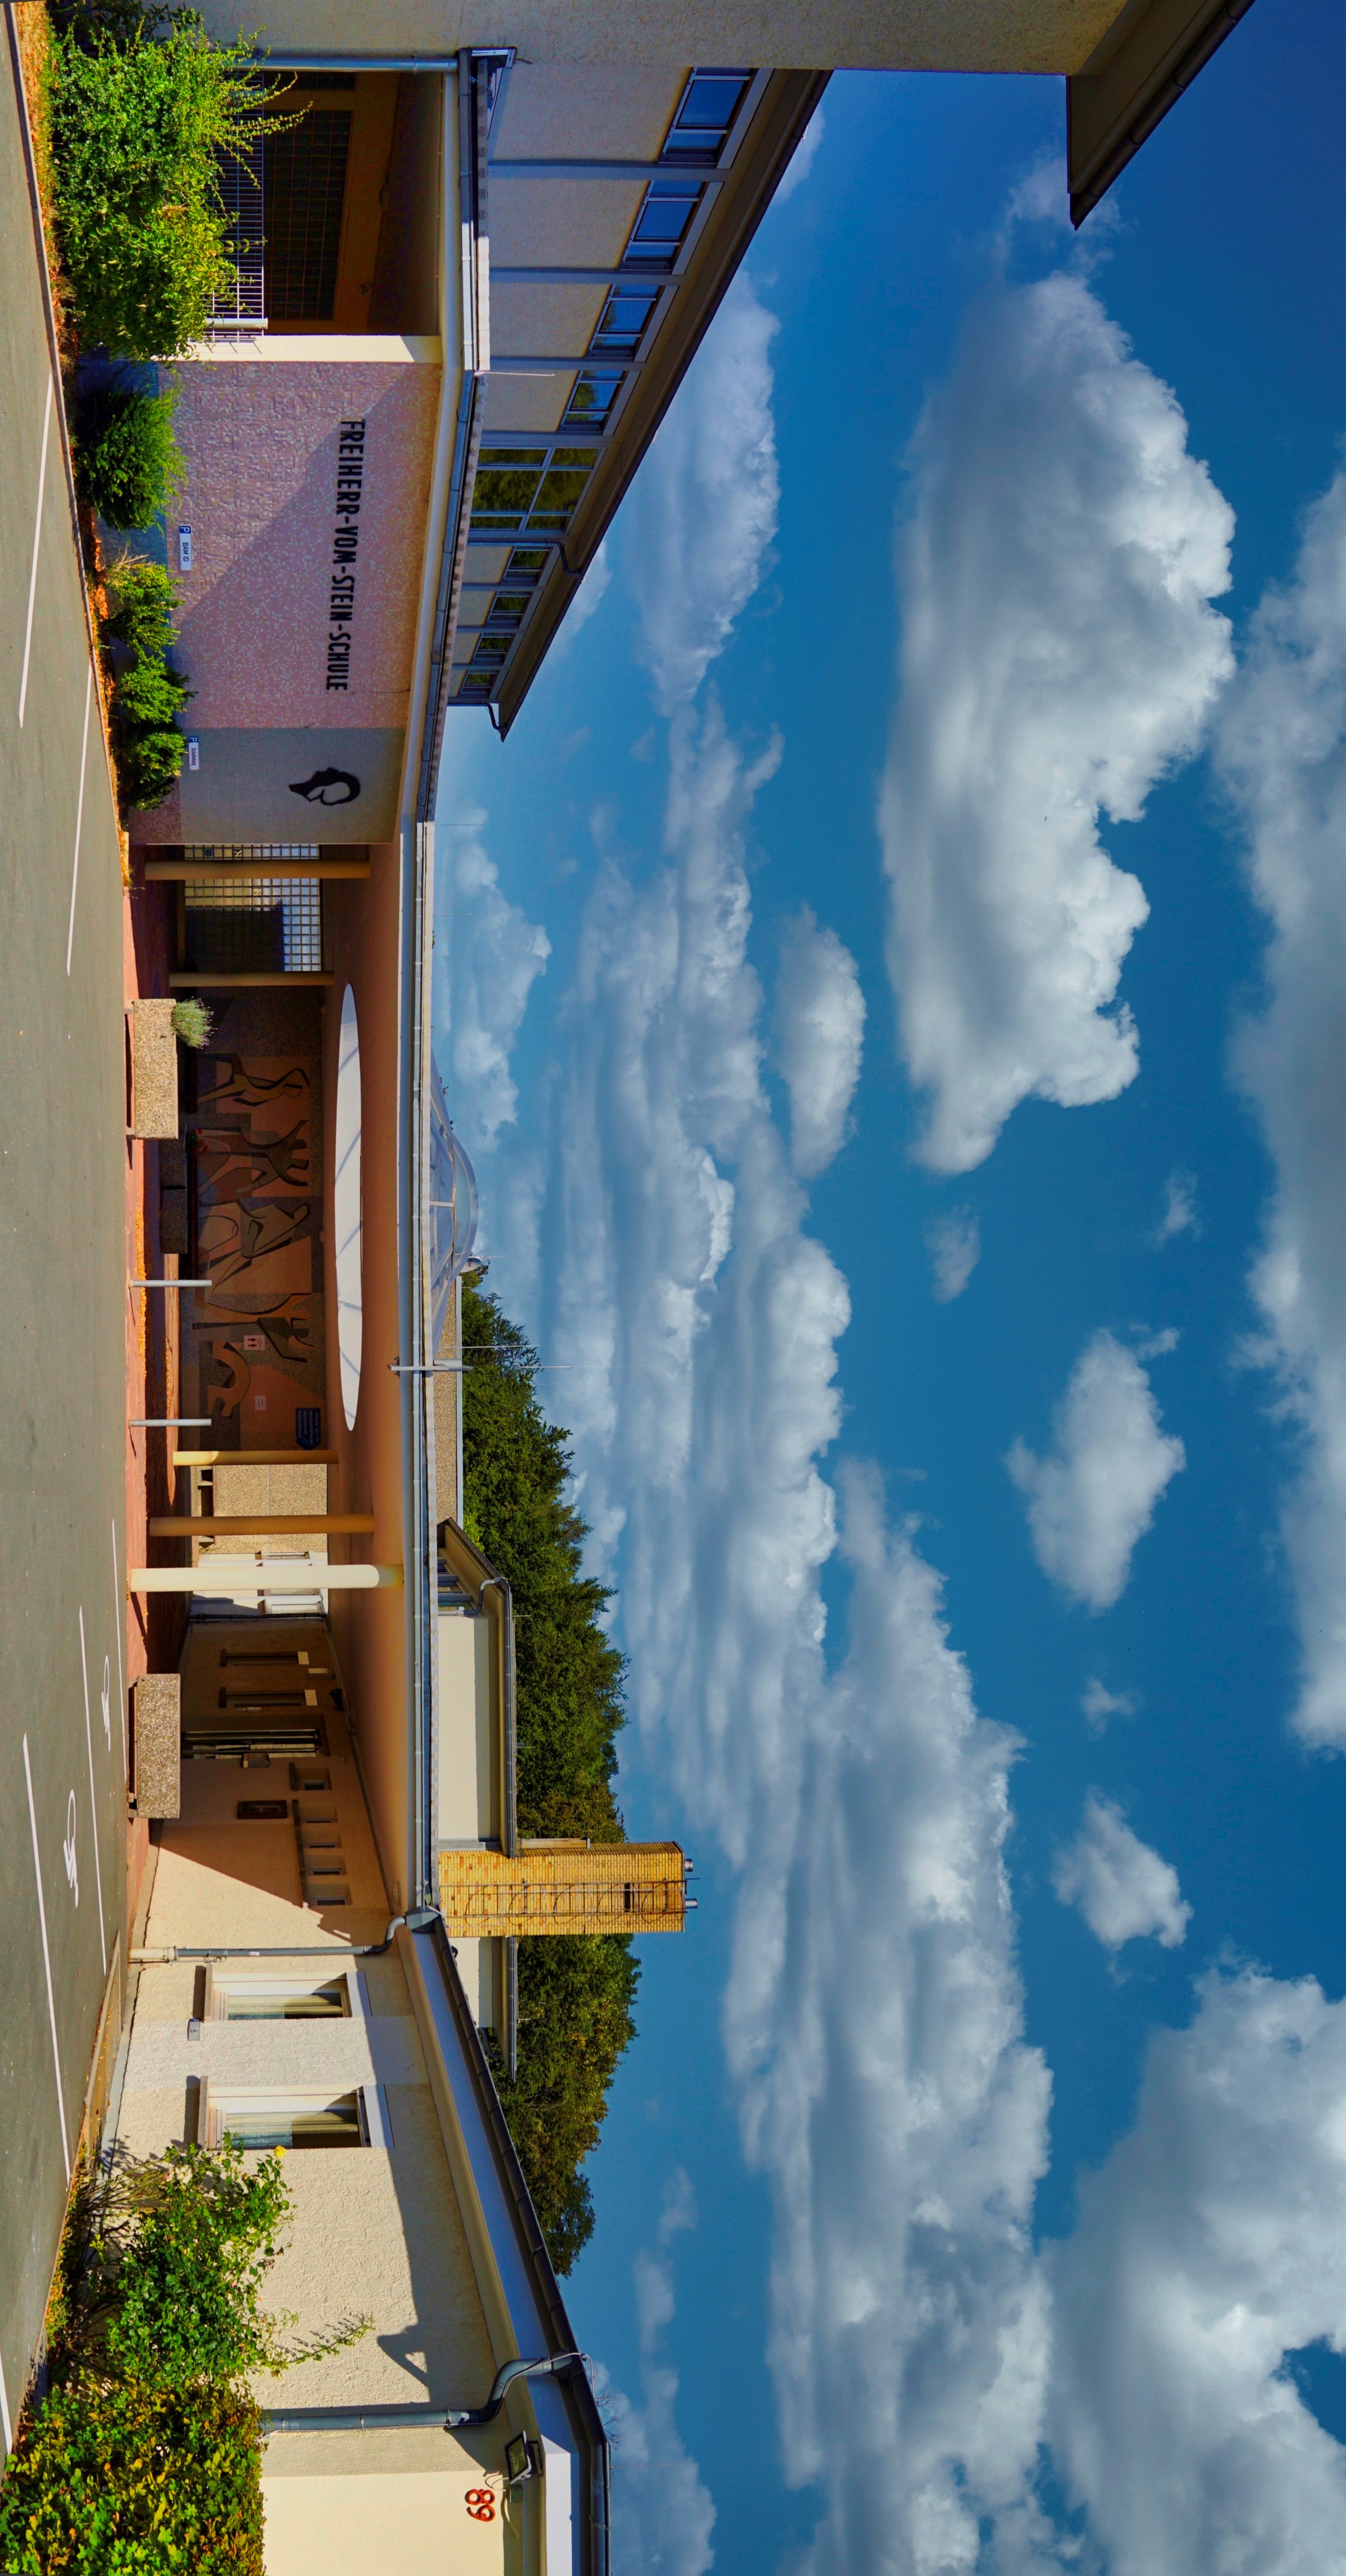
[48, 13, 297, 360]
[0, 2143, 368, 2570]
[105, 555, 176, 656]
[102, 556, 191, 809]
[75, 384, 183, 528]
[0, 2377, 263, 2574]
[171, 996, 211, 1047]
[461, 1284, 640, 2269]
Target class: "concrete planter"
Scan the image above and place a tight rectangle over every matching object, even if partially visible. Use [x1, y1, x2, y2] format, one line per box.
[127, 998, 179, 1139]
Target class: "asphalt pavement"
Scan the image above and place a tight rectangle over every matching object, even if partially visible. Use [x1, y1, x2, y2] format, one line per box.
[0, 41, 130, 2427]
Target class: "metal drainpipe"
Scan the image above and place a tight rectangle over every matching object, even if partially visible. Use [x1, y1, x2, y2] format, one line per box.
[262, 2351, 583, 2436]
[130, 1908, 442, 1966]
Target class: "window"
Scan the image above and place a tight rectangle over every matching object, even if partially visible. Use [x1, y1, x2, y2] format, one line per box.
[622, 176, 702, 271]
[181, 856, 326, 976]
[563, 370, 623, 429]
[204, 1963, 368, 2022]
[660, 68, 753, 165]
[202, 2078, 391, 2150]
[471, 447, 594, 538]
[589, 288, 658, 356]
[226, 1982, 347, 2021]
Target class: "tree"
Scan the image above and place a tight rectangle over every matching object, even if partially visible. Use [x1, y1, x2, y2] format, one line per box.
[461, 1284, 639, 2270]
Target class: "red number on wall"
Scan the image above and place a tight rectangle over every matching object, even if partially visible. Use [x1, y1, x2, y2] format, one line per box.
[465, 2488, 497, 2523]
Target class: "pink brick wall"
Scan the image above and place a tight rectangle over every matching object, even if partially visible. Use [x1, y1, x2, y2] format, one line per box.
[169, 355, 441, 734]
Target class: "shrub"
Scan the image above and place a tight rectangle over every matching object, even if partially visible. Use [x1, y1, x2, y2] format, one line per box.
[75, 384, 183, 528]
[171, 996, 211, 1048]
[102, 556, 191, 809]
[0, 2143, 369, 2569]
[104, 555, 176, 657]
[0, 2377, 263, 2574]
[119, 725, 186, 807]
[48, 14, 298, 360]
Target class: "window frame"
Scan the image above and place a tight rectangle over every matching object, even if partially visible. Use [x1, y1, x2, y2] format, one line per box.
[203, 1961, 369, 2024]
[201, 2075, 392, 2151]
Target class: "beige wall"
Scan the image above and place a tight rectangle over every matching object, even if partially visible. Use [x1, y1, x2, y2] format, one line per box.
[125, 1725, 500, 2415]
[211, 0, 1131, 75]
[438, 1610, 495, 1843]
[262, 2443, 510, 2575]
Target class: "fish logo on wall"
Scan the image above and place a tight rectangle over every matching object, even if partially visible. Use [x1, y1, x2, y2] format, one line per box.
[289, 766, 361, 806]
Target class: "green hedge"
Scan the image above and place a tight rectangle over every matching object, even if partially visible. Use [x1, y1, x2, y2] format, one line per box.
[0, 2380, 263, 2575]
[75, 385, 183, 530]
[102, 557, 191, 808]
[461, 1284, 640, 2270]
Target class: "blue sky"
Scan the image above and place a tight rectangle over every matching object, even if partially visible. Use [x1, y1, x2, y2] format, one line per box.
[436, 7, 1346, 2568]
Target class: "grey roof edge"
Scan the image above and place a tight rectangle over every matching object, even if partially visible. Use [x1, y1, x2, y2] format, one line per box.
[406, 1915, 610, 2575]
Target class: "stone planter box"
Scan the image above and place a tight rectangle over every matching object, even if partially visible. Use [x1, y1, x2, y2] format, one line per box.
[132, 1673, 180, 1818]
[127, 998, 179, 1140]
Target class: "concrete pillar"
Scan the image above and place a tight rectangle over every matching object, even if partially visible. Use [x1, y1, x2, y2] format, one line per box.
[129, 1561, 401, 1593]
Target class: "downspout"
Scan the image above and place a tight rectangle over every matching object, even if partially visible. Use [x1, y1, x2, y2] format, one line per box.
[262, 2352, 585, 2437]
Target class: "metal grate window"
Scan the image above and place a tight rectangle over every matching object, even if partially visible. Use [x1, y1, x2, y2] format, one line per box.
[263, 112, 351, 321]
[210, 127, 267, 334]
[182, 849, 324, 973]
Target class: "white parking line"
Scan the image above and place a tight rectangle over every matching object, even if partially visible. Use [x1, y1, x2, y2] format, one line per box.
[18, 374, 53, 729]
[78, 1606, 107, 1976]
[111, 1520, 127, 1775]
[22, 1734, 70, 2182]
[65, 665, 93, 978]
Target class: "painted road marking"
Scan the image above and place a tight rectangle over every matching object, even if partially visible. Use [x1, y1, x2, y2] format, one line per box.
[111, 1521, 127, 1776]
[65, 665, 93, 978]
[0, 2337, 11, 2456]
[78, 1606, 107, 1975]
[18, 375, 53, 729]
[62, 1794, 78, 1905]
[22, 1734, 70, 2181]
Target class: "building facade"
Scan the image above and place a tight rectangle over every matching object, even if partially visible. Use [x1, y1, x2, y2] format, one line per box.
[114, 13, 1251, 2568]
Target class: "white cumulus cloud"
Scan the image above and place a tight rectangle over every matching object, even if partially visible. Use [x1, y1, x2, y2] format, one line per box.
[880, 269, 1235, 1173]
[1008, 1328, 1185, 1611]
[1081, 1675, 1138, 1733]
[1049, 1967, 1346, 2575]
[625, 277, 780, 714]
[926, 1207, 981, 1303]
[481, 708, 1058, 2570]
[433, 799, 550, 1150]
[774, 907, 866, 1178]
[1155, 1167, 1200, 1244]
[773, 105, 824, 204]
[608, 2172, 717, 2576]
[1217, 470, 1346, 1747]
[1053, 1791, 1190, 1951]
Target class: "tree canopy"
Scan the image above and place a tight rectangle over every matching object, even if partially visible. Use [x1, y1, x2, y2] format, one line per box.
[460, 1282, 639, 2272]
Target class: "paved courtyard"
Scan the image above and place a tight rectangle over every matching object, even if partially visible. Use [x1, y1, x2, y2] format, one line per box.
[0, 45, 131, 2424]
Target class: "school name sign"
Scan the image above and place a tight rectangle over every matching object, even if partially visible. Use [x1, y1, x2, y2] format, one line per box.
[325, 417, 366, 694]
